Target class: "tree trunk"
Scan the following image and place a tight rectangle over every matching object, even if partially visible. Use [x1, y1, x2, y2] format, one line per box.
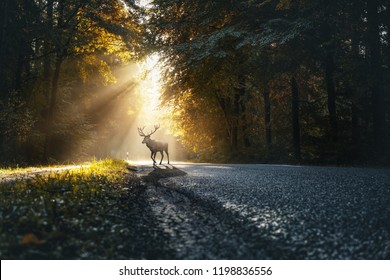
[325, 51, 338, 142]
[351, 102, 359, 144]
[262, 83, 271, 149]
[0, 0, 8, 96]
[43, 54, 63, 161]
[43, 0, 53, 86]
[214, 92, 232, 143]
[366, 0, 385, 144]
[43, 0, 65, 161]
[348, 33, 361, 146]
[291, 75, 301, 161]
[13, 43, 25, 91]
[231, 90, 239, 151]
[238, 77, 251, 148]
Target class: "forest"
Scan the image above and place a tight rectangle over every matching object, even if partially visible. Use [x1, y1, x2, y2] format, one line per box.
[1, 0, 389, 166]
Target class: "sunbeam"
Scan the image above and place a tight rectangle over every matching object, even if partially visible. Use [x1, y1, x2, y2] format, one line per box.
[138, 54, 164, 124]
[121, 54, 180, 162]
[104, 54, 182, 162]
[63, 53, 183, 163]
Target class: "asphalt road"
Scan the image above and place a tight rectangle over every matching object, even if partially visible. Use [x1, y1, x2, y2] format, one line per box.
[135, 163, 390, 259]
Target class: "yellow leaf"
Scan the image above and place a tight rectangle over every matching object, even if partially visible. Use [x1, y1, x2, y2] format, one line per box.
[20, 233, 46, 245]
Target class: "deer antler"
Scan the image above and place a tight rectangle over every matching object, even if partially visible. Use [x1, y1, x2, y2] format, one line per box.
[137, 126, 146, 137]
[149, 124, 160, 136]
[138, 125, 160, 137]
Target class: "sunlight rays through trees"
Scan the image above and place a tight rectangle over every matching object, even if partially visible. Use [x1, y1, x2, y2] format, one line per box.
[110, 54, 177, 162]
[0, 0, 389, 165]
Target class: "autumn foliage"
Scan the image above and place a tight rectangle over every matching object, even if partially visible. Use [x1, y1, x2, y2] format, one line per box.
[0, 0, 389, 165]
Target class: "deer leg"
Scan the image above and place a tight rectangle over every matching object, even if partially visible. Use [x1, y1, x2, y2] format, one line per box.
[166, 149, 170, 164]
[151, 151, 156, 164]
[159, 151, 164, 165]
[153, 152, 157, 164]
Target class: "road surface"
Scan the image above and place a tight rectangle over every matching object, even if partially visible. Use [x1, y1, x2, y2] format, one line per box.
[133, 163, 390, 259]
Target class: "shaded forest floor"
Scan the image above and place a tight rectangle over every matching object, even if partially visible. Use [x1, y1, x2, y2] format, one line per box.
[0, 159, 165, 259]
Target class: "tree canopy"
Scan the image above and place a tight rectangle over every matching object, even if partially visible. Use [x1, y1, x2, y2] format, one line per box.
[147, 0, 390, 164]
[0, 0, 389, 165]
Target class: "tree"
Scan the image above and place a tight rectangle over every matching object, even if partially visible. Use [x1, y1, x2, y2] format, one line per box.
[0, 0, 145, 164]
[366, 0, 386, 148]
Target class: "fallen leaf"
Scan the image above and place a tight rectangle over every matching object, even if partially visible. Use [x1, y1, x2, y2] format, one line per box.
[20, 233, 46, 245]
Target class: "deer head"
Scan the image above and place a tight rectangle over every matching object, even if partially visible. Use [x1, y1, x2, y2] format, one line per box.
[137, 124, 160, 144]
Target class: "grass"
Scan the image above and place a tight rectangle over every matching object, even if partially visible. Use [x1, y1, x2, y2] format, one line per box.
[0, 158, 126, 182]
[0, 165, 55, 177]
[0, 158, 141, 259]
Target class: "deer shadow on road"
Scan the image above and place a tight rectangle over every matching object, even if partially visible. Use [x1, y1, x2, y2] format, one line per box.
[141, 164, 187, 185]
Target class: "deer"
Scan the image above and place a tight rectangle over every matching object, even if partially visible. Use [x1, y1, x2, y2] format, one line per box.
[137, 125, 170, 165]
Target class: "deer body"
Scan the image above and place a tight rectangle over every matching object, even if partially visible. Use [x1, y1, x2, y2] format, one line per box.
[138, 125, 170, 165]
